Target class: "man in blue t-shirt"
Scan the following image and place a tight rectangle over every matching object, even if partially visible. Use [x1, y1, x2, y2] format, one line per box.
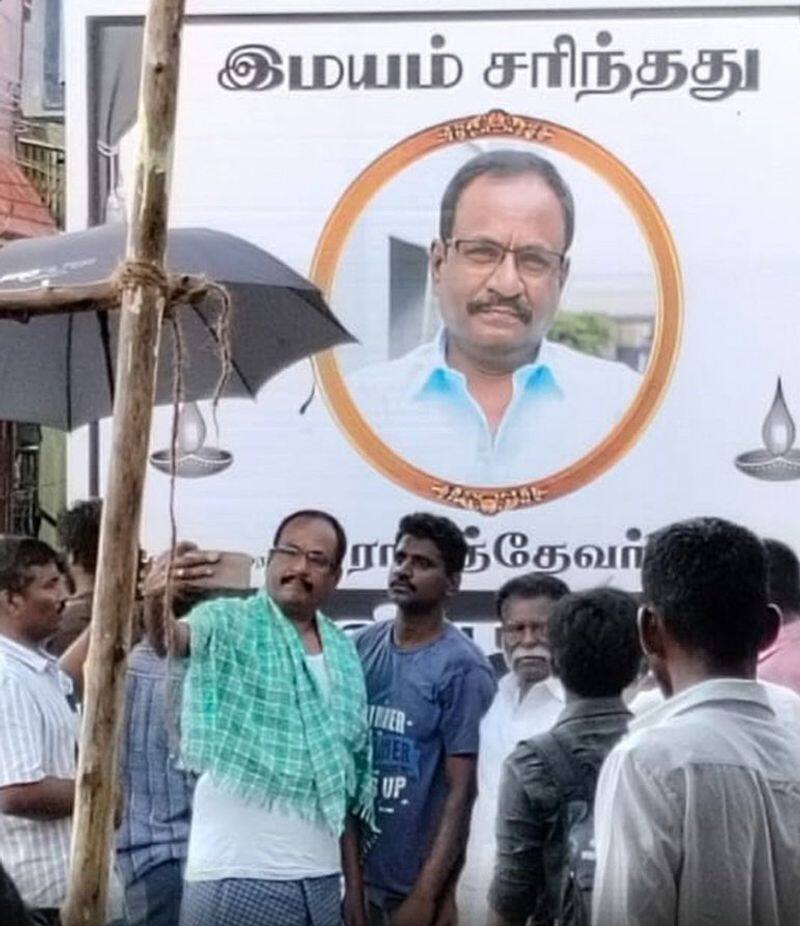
[356, 513, 497, 926]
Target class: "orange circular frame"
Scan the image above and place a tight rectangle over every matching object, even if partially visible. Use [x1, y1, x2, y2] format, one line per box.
[310, 110, 682, 515]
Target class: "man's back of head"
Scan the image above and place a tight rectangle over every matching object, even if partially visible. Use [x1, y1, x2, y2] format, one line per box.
[758, 538, 800, 694]
[56, 499, 102, 581]
[763, 537, 800, 623]
[548, 587, 641, 699]
[592, 519, 800, 926]
[640, 517, 778, 686]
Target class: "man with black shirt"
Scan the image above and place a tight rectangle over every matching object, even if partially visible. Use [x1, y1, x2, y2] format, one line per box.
[488, 588, 641, 926]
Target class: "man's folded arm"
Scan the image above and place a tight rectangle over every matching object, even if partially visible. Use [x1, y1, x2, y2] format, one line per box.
[0, 777, 74, 820]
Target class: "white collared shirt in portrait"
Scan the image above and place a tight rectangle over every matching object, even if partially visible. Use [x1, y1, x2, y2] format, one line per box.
[347, 331, 641, 485]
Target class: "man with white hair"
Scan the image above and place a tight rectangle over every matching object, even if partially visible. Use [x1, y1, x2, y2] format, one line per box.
[458, 573, 569, 926]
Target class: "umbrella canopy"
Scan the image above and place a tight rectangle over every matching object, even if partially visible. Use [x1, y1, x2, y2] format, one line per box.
[0, 224, 353, 430]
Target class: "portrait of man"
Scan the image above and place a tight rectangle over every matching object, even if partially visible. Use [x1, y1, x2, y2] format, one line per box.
[345, 148, 643, 485]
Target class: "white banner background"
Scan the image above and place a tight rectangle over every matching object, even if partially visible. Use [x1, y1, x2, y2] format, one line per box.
[66, 3, 800, 600]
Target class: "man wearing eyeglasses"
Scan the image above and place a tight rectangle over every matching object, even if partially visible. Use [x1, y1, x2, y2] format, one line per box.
[347, 149, 640, 485]
[146, 510, 375, 926]
[457, 573, 569, 926]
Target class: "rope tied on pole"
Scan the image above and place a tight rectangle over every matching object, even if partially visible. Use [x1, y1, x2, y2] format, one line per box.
[112, 259, 171, 298]
[159, 273, 233, 727]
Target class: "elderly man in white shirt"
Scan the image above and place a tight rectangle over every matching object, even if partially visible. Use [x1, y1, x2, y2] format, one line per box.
[593, 517, 800, 926]
[457, 573, 569, 926]
[347, 148, 640, 486]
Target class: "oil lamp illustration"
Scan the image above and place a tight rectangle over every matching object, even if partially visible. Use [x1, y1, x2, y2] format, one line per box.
[735, 379, 800, 481]
[149, 402, 233, 478]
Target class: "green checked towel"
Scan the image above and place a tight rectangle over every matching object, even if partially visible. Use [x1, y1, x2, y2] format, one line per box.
[181, 591, 375, 837]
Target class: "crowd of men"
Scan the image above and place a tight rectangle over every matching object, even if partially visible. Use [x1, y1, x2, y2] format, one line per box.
[1, 504, 800, 926]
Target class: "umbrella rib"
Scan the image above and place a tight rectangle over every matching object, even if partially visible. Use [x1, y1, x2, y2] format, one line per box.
[189, 303, 255, 397]
[97, 310, 116, 407]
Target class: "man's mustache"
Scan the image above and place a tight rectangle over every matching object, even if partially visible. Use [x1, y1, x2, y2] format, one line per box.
[467, 296, 533, 323]
[389, 579, 415, 593]
[281, 574, 313, 592]
[513, 644, 549, 660]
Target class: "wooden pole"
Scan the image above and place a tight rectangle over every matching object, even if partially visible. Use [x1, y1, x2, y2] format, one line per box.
[61, 1, 186, 923]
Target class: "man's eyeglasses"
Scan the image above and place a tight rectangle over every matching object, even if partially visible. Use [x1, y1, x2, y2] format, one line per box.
[269, 544, 335, 572]
[445, 238, 565, 279]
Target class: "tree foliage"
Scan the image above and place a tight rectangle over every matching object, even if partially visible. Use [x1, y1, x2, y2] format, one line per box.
[549, 312, 615, 357]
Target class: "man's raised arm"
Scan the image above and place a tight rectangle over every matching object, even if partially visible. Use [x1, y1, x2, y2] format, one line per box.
[58, 543, 219, 694]
[143, 544, 220, 657]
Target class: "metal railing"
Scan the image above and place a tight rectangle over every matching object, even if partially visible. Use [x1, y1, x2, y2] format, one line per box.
[15, 136, 65, 229]
[0, 424, 41, 536]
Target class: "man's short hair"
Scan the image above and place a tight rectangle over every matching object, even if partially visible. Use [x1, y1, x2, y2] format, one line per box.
[495, 572, 570, 620]
[272, 509, 348, 570]
[547, 588, 641, 698]
[0, 536, 63, 596]
[642, 517, 768, 666]
[395, 512, 467, 577]
[438, 149, 576, 251]
[763, 538, 800, 617]
[56, 498, 102, 574]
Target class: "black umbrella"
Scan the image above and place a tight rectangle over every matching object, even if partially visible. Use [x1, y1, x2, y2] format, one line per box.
[0, 224, 353, 430]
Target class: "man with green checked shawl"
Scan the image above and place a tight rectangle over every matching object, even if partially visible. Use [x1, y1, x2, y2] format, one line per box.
[148, 510, 375, 926]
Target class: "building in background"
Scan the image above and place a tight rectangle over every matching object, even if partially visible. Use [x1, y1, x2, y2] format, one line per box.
[0, 0, 65, 541]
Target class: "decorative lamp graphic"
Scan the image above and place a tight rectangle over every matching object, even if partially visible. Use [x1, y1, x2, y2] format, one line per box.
[735, 379, 800, 481]
[149, 401, 233, 478]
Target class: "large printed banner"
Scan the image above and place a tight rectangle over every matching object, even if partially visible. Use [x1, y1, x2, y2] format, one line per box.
[68, 3, 800, 624]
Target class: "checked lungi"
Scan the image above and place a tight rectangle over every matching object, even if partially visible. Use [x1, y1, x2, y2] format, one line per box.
[180, 875, 342, 926]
